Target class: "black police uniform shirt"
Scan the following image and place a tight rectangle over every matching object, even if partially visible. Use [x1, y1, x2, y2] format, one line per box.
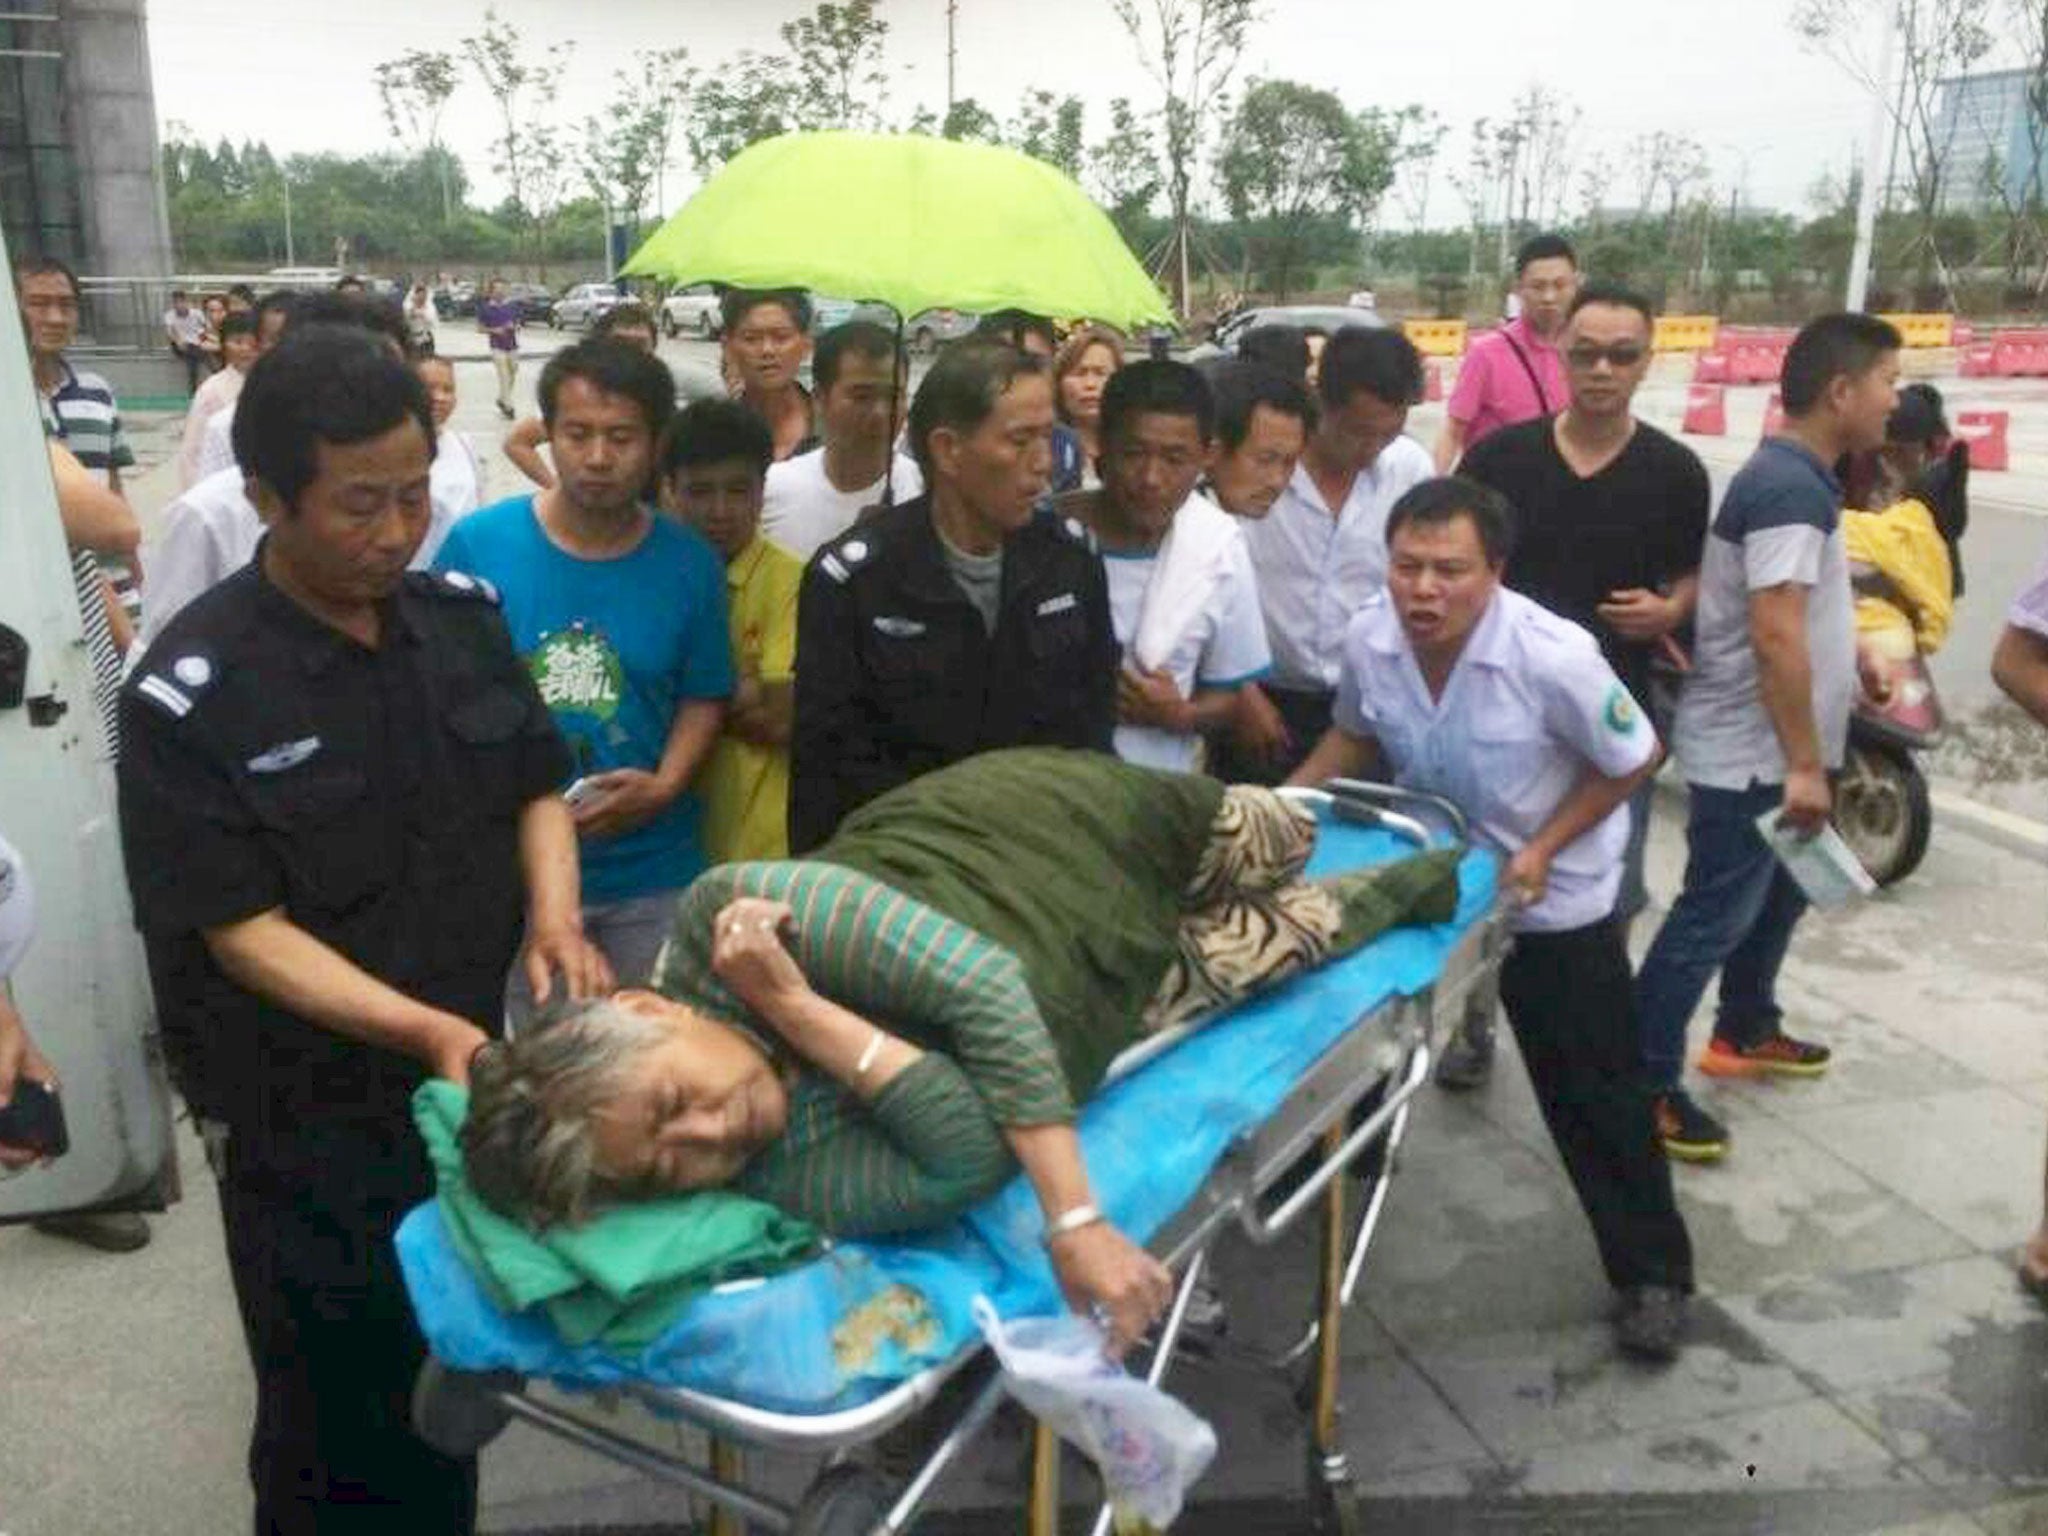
[788, 494, 1118, 853]
[1460, 418, 1710, 709]
[117, 555, 571, 1130]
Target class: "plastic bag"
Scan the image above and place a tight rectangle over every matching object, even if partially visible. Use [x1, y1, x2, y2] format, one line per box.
[973, 1296, 1216, 1531]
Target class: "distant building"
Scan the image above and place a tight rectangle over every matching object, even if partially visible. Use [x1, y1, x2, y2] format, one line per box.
[1934, 68, 2046, 211]
[0, 2, 175, 375]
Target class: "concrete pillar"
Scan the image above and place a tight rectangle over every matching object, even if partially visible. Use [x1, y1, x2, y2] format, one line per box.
[57, 0, 172, 284]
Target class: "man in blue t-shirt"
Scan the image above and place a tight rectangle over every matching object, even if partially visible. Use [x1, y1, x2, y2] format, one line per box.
[1634, 314, 1900, 1164]
[438, 338, 731, 1007]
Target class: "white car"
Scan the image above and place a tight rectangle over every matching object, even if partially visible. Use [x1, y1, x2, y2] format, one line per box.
[553, 282, 626, 332]
[661, 284, 724, 339]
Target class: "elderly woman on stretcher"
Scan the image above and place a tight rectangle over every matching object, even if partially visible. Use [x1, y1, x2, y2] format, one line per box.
[463, 747, 1461, 1348]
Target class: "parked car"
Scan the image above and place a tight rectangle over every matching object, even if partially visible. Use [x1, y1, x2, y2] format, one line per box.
[906, 308, 980, 355]
[501, 283, 557, 326]
[552, 281, 627, 332]
[809, 295, 897, 334]
[661, 283, 724, 339]
[1191, 303, 1387, 363]
[433, 281, 477, 319]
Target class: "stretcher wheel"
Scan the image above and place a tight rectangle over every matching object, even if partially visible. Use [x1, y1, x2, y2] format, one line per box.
[411, 1359, 520, 1456]
[790, 1463, 894, 1536]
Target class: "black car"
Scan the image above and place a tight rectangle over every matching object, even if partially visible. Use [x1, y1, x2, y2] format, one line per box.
[501, 283, 556, 325]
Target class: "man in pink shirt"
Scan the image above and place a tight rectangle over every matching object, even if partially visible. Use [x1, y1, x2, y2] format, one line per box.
[1436, 233, 1579, 471]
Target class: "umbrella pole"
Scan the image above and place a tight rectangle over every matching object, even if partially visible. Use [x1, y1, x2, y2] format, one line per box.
[885, 306, 905, 510]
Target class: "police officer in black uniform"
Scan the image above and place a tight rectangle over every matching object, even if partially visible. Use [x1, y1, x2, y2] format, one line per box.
[790, 342, 1116, 851]
[116, 326, 610, 1535]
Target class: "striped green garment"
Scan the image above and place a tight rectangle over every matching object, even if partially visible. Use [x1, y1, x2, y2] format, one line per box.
[650, 860, 1074, 1236]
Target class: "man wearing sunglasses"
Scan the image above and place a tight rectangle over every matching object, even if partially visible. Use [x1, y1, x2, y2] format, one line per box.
[1442, 282, 1709, 1088]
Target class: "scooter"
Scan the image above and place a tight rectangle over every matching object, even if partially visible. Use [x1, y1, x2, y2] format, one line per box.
[1832, 639, 1944, 888]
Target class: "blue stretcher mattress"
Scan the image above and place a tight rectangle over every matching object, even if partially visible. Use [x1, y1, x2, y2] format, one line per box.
[397, 823, 1498, 1415]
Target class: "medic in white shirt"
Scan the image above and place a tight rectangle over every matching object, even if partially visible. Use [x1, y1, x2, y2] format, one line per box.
[1287, 474, 1695, 1362]
[1063, 360, 1270, 774]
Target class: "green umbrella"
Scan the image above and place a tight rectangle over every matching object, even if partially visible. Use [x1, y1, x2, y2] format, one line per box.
[623, 130, 1174, 330]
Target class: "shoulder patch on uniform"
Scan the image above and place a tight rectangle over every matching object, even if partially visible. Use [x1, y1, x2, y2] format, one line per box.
[1603, 684, 1641, 735]
[428, 569, 501, 604]
[840, 538, 870, 565]
[1060, 515, 1097, 550]
[134, 673, 195, 719]
[818, 552, 849, 584]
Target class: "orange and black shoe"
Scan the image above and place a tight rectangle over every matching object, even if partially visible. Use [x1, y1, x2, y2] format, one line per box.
[1698, 1033, 1833, 1079]
[1654, 1091, 1728, 1164]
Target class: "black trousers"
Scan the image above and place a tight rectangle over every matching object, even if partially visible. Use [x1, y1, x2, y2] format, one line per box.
[1209, 684, 1335, 787]
[1500, 918, 1694, 1292]
[214, 1114, 477, 1536]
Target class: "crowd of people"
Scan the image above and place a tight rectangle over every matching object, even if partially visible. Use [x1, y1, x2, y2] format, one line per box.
[3, 230, 2043, 1533]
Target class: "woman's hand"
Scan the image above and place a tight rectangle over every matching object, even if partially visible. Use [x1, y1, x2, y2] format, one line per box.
[0, 1002, 58, 1170]
[710, 897, 811, 1017]
[1047, 1220, 1174, 1355]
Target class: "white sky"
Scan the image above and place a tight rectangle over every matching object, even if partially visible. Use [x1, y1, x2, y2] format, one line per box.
[144, 0, 1915, 222]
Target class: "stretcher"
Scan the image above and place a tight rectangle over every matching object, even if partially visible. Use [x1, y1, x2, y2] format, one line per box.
[400, 781, 1508, 1535]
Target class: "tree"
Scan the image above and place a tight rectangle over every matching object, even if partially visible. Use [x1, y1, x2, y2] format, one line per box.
[1110, 0, 1261, 314]
[580, 47, 695, 236]
[683, 51, 800, 174]
[460, 8, 574, 265]
[1215, 79, 1401, 298]
[1088, 97, 1162, 240]
[1794, 0, 1995, 304]
[1011, 89, 1086, 177]
[1627, 130, 1710, 221]
[372, 48, 460, 223]
[940, 96, 1004, 144]
[782, 0, 891, 130]
[1389, 107, 1448, 233]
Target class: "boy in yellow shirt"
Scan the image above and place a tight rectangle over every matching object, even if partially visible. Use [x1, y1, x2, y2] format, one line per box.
[659, 400, 804, 861]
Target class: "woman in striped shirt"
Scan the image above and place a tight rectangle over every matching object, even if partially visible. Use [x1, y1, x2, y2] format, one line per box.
[464, 748, 1460, 1346]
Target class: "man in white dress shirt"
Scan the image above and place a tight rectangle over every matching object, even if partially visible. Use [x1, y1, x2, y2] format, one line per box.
[1237, 325, 1433, 781]
[1289, 475, 1692, 1360]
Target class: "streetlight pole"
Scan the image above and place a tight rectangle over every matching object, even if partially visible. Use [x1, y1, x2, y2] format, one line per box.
[281, 170, 295, 268]
[1846, 14, 1897, 311]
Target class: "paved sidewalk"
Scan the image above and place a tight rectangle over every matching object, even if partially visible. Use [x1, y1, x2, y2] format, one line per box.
[6, 797, 2043, 1535]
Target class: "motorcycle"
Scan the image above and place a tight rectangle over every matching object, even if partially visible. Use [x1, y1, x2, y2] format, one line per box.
[1833, 643, 1944, 887]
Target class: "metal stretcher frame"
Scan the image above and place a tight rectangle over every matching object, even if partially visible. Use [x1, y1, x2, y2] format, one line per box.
[412, 782, 1511, 1536]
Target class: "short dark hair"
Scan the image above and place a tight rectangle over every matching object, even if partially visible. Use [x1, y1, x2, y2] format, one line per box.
[721, 287, 812, 334]
[1235, 324, 1311, 381]
[1566, 281, 1655, 330]
[1318, 327, 1423, 411]
[170, 287, 189, 301]
[659, 397, 773, 483]
[976, 308, 1058, 354]
[334, 274, 366, 292]
[814, 319, 904, 393]
[285, 289, 412, 358]
[12, 255, 79, 297]
[1209, 360, 1316, 452]
[1099, 358, 1214, 448]
[218, 311, 258, 342]
[1887, 381, 1949, 445]
[1781, 312, 1902, 415]
[538, 336, 678, 436]
[1384, 476, 1514, 566]
[594, 301, 658, 341]
[227, 282, 258, 305]
[907, 342, 1049, 483]
[232, 324, 434, 510]
[1515, 233, 1577, 275]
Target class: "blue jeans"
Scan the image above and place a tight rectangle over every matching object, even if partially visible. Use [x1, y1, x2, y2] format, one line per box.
[1634, 781, 1810, 1090]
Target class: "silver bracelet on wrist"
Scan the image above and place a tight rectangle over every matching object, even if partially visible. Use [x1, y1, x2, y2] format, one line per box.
[1041, 1202, 1105, 1247]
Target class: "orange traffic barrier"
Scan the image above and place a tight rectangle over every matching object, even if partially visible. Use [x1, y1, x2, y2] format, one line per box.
[1402, 319, 1468, 358]
[1682, 384, 1726, 436]
[1654, 315, 1719, 353]
[1953, 320, 1977, 347]
[1960, 343, 1997, 378]
[1761, 392, 1785, 438]
[1693, 350, 1730, 384]
[1878, 312, 1955, 350]
[1723, 328, 1794, 385]
[1955, 409, 2010, 471]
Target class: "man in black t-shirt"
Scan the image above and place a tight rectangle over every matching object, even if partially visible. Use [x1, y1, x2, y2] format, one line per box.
[1447, 282, 1708, 1086]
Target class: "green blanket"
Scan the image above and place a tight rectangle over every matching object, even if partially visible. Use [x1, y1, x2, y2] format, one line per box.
[413, 1080, 821, 1347]
[821, 747, 1226, 1099]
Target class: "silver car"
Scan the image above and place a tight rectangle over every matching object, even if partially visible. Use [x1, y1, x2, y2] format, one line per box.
[552, 282, 626, 332]
[661, 283, 724, 339]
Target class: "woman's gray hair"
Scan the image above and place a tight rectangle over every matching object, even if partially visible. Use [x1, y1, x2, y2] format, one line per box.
[462, 995, 675, 1228]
